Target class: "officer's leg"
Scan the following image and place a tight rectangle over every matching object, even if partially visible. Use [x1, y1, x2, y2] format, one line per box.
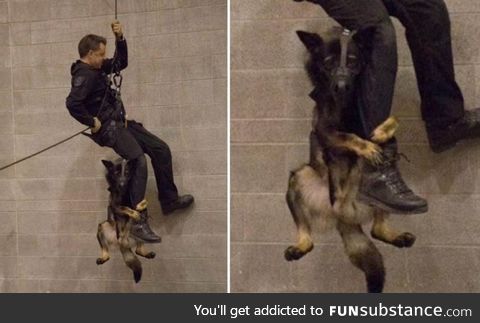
[388, 0, 463, 126]
[126, 121, 194, 215]
[390, 0, 480, 152]
[110, 126, 161, 242]
[297, 0, 427, 214]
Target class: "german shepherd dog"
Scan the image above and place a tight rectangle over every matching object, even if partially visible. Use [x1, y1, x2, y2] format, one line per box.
[96, 159, 156, 283]
[285, 28, 416, 293]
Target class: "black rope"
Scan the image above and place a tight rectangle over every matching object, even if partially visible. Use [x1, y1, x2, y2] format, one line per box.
[0, 0, 120, 172]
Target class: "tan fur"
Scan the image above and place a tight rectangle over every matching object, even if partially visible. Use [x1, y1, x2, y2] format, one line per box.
[330, 132, 383, 165]
[113, 206, 140, 221]
[370, 116, 399, 144]
[136, 199, 148, 212]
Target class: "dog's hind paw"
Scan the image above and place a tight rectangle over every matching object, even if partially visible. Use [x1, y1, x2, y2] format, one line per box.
[392, 232, 416, 248]
[96, 256, 110, 265]
[145, 252, 156, 259]
[137, 251, 156, 259]
[284, 245, 313, 261]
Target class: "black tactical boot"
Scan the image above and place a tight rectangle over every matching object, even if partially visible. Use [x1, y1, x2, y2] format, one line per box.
[358, 139, 428, 214]
[130, 209, 162, 243]
[162, 194, 194, 215]
[427, 109, 480, 153]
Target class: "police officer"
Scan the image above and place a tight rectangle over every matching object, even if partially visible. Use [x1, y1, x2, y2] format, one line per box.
[295, 0, 480, 214]
[66, 21, 194, 242]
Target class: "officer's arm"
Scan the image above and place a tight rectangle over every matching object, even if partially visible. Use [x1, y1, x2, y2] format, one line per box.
[101, 38, 128, 74]
[65, 72, 96, 127]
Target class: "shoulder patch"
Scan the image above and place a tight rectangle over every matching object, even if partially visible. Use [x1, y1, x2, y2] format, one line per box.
[73, 75, 86, 87]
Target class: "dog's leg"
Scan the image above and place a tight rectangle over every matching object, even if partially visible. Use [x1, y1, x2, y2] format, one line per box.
[118, 220, 143, 283]
[96, 221, 111, 265]
[318, 116, 399, 164]
[371, 211, 416, 248]
[113, 206, 140, 221]
[135, 242, 156, 259]
[327, 155, 356, 214]
[337, 220, 385, 293]
[328, 132, 383, 165]
[284, 173, 314, 261]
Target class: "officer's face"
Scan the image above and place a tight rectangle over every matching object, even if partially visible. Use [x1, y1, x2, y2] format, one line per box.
[88, 43, 106, 69]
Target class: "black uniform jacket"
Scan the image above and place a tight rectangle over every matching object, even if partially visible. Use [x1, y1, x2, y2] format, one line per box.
[65, 39, 128, 127]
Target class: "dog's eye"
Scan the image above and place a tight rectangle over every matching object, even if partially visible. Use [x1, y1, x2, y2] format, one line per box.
[323, 56, 336, 70]
[346, 55, 359, 68]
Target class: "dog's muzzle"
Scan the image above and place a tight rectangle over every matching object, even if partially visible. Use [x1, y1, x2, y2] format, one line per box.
[331, 29, 360, 101]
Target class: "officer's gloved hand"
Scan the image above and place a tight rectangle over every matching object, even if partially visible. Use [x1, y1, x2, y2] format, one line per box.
[111, 20, 123, 40]
[91, 117, 102, 133]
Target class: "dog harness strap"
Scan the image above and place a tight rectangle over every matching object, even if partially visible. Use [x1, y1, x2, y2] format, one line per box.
[121, 159, 127, 177]
[339, 29, 352, 75]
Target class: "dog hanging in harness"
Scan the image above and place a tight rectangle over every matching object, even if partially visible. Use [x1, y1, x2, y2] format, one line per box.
[96, 158, 156, 283]
[284, 27, 415, 293]
[66, 21, 193, 247]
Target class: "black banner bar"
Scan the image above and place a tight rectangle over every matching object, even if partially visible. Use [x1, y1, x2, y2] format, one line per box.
[0, 294, 478, 322]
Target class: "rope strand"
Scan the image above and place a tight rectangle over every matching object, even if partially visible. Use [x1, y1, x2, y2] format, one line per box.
[0, 127, 90, 171]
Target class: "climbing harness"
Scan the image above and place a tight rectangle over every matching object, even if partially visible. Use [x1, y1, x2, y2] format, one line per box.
[0, 0, 122, 172]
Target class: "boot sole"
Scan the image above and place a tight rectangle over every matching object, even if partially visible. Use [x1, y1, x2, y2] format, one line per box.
[430, 141, 457, 154]
[358, 194, 428, 215]
[429, 125, 480, 153]
[162, 199, 195, 216]
[131, 234, 162, 244]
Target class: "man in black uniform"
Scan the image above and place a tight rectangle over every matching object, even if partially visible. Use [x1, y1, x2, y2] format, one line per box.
[295, 0, 480, 214]
[66, 21, 194, 242]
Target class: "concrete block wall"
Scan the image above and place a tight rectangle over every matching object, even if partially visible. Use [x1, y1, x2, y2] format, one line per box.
[231, 0, 480, 292]
[0, 0, 227, 292]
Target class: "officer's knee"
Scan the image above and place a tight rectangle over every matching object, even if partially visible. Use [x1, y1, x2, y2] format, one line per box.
[152, 142, 173, 165]
[132, 154, 147, 174]
[376, 19, 397, 51]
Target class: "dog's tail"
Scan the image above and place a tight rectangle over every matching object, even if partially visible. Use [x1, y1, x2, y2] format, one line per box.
[120, 243, 143, 283]
[118, 222, 143, 283]
[336, 221, 385, 293]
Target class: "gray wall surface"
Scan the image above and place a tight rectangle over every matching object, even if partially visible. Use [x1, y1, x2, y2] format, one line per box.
[0, 0, 227, 292]
[231, 0, 480, 292]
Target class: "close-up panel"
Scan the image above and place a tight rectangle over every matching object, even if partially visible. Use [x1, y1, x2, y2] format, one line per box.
[230, 0, 480, 293]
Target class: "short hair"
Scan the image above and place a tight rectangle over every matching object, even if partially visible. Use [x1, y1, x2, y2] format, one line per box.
[78, 34, 107, 58]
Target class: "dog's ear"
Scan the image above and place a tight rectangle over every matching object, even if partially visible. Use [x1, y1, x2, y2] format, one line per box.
[102, 160, 114, 169]
[296, 30, 324, 53]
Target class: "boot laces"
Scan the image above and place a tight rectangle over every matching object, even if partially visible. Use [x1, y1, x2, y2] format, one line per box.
[382, 153, 413, 195]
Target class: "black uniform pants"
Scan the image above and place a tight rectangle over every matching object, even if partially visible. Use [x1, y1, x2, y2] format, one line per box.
[93, 119, 179, 209]
[310, 0, 464, 137]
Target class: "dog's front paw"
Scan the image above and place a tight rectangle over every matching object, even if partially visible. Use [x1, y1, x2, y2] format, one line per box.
[360, 142, 383, 165]
[130, 210, 141, 221]
[371, 116, 399, 144]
